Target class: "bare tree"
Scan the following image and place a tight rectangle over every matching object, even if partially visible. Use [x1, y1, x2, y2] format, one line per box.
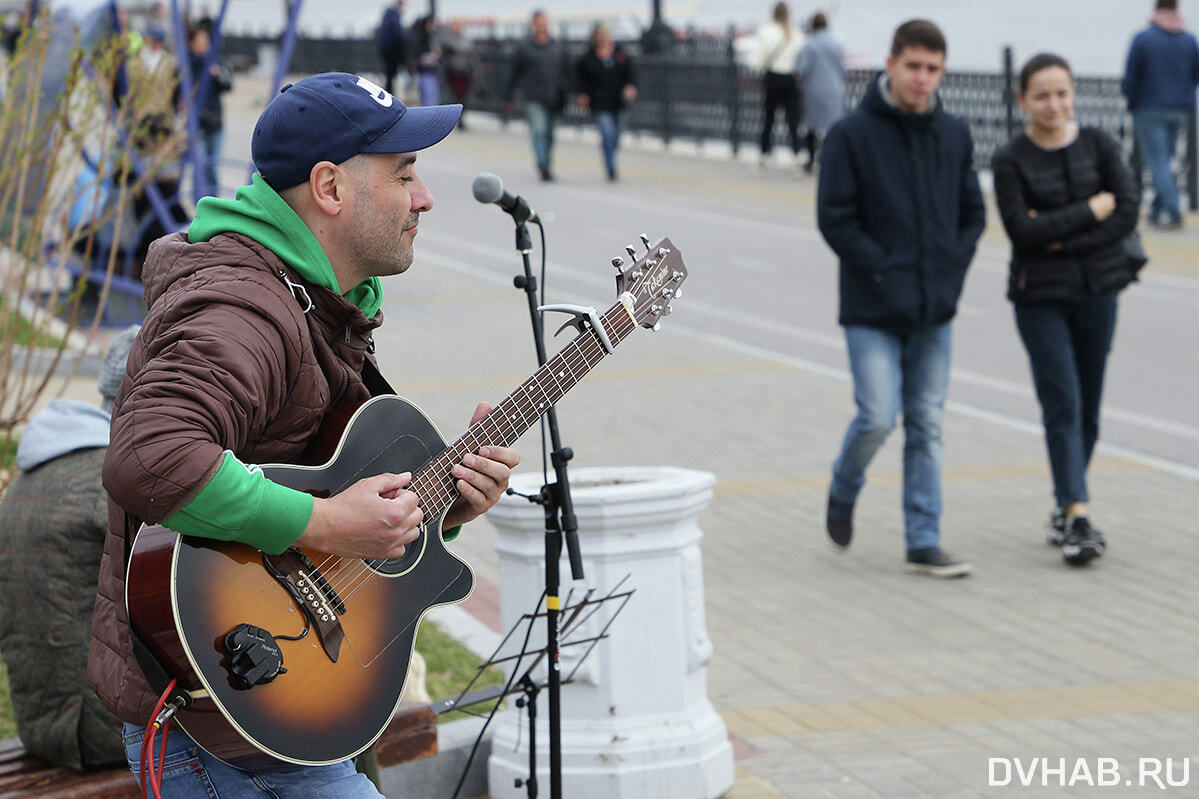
[0, 10, 179, 492]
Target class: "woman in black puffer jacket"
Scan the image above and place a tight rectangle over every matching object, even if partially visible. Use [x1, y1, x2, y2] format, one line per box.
[992, 53, 1142, 567]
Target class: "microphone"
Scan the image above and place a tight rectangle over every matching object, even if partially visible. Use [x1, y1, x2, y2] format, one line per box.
[472, 172, 539, 224]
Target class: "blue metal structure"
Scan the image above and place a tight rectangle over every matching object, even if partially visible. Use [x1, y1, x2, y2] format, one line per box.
[46, 0, 307, 325]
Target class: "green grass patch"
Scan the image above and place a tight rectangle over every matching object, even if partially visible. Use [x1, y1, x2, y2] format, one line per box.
[0, 658, 16, 739]
[417, 621, 506, 723]
[1, 298, 62, 348]
[0, 436, 15, 473]
[0, 619, 501, 740]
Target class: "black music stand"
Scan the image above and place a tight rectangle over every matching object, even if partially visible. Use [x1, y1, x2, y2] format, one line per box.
[439, 578, 635, 799]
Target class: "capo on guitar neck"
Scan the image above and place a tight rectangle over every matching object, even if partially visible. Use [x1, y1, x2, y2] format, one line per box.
[538, 304, 615, 353]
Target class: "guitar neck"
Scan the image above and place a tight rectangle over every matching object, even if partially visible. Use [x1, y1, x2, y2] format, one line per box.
[410, 298, 637, 518]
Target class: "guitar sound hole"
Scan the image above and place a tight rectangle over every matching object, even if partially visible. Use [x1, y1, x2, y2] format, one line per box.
[363, 526, 425, 576]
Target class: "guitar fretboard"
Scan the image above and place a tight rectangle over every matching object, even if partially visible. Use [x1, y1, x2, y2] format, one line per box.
[409, 300, 637, 517]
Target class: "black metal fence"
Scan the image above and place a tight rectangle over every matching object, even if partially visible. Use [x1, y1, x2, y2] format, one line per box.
[222, 33, 1197, 206]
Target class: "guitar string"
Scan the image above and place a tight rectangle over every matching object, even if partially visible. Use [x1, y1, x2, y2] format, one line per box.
[303, 280, 678, 606]
[311, 284, 673, 605]
[305, 306, 622, 593]
[313, 319, 622, 604]
[313, 301, 639, 603]
[319, 306, 633, 603]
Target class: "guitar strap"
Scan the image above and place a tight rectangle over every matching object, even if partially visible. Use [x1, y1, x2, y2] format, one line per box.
[361, 355, 396, 397]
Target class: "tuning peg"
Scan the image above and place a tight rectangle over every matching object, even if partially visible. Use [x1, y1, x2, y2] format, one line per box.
[611, 256, 624, 269]
[673, 287, 683, 299]
[657, 247, 669, 257]
[639, 233, 651, 250]
[625, 245, 637, 260]
[664, 304, 673, 316]
[651, 321, 662, 332]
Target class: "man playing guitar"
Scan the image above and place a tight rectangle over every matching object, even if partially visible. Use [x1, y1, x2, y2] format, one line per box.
[90, 73, 520, 797]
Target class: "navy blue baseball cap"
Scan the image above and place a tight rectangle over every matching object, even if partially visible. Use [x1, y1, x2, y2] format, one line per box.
[252, 72, 462, 190]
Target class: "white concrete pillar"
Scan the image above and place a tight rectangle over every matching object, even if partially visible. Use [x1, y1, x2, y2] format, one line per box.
[486, 466, 733, 799]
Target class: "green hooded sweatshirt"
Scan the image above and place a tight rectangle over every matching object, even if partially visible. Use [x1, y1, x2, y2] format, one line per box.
[161, 175, 384, 554]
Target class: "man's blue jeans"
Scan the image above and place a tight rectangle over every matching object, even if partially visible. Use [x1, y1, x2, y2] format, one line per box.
[123, 722, 382, 798]
[525, 101, 557, 174]
[1134, 108, 1189, 224]
[1014, 290, 1118, 509]
[593, 110, 624, 177]
[830, 323, 953, 552]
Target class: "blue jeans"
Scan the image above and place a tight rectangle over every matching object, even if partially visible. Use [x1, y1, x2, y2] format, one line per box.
[122, 722, 382, 798]
[525, 101, 557, 174]
[593, 110, 624, 177]
[1134, 108, 1189, 223]
[1014, 291, 1118, 508]
[198, 127, 223, 198]
[417, 69, 439, 107]
[830, 323, 953, 552]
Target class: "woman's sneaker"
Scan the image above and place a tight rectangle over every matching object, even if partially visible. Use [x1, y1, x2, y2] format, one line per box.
[1046, 508, 1066, 546]
[1061, 516, 1106, 566]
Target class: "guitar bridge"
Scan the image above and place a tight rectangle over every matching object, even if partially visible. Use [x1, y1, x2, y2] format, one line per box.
[262, 549, 345, 662]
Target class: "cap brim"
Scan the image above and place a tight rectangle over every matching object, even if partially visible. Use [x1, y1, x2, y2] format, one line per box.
[360, 103, 462, 156]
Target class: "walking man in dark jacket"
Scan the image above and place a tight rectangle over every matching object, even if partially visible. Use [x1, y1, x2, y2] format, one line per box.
[817, 19, 985, 578]
[376, 1, 408, 97]
[1122, 0, 1199, 230]
[505, 9, 570, 181]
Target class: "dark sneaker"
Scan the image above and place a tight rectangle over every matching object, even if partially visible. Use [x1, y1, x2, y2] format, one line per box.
[1047, 508, 1066, 546]
[825, 494, 854, 551]
[1062, 516, 1105, 566]
[905, 547, 972, 578]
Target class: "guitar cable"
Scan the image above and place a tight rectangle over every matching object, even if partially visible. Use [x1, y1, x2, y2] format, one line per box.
[139, 678, 182, 799]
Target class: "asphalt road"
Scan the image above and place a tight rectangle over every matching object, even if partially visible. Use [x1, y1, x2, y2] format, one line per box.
[409, 120, 1199, 477]
[219, 83, 1199, 476]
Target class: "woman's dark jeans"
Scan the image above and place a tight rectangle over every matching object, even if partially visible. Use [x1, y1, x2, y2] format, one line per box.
[1014, 289, 1119, 508]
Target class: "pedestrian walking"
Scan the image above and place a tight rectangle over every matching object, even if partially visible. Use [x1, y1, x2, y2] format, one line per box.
[1122, 0, 1199, 230]
[411, 14, 441, 107]
[817, 19, 985, 578]
[754, 2, 804, 169]
[376, 1, 408, 97]
[505, 9, 570, 182]
[186, 24, 232, 197]
[575, 23, 637, 181]
[794, 11, 844, 173]
[993, 54, 1143, 566]
[442, 20, 481, 128]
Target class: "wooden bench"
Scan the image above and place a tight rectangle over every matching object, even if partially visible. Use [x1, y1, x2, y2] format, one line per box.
[0, 703, 437, 798]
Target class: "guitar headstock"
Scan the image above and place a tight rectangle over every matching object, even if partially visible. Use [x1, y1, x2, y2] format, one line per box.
[612, 235, 687, 331]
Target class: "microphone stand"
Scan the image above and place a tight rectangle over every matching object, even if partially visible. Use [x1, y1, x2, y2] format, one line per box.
[508, 216, 584, 799]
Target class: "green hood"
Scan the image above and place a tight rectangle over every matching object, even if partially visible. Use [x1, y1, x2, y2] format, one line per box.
[187, 174, 383, 318]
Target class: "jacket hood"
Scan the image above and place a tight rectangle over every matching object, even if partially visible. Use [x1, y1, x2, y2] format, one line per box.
[187, 173, 383, 318]
[16, 399, 109, 470]
[862, 73, 940, 121]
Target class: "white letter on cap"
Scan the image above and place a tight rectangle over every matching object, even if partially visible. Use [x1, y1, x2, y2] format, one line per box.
[355, 76, 393, 108]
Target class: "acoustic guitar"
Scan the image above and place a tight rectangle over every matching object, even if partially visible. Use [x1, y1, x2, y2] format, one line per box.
[124, 237, 686, 768]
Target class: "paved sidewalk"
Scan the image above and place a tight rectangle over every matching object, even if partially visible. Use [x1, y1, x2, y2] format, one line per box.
[379, 112, 1199, 798]
[51, 77, 1199, 797]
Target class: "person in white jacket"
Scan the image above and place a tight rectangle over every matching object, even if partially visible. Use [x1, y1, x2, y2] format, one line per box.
[754, 2, 804, 168]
